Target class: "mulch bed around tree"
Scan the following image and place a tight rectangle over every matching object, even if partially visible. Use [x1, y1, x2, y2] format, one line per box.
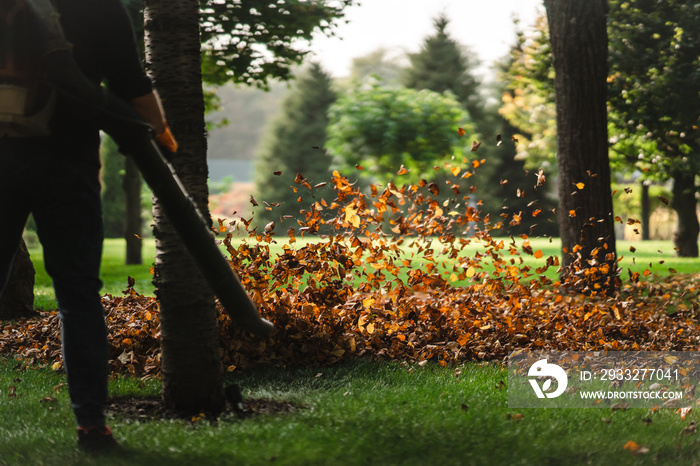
[105, 394, 306, 423]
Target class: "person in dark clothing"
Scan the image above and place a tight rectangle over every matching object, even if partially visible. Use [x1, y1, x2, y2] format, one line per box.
[0, 0, 172, 452]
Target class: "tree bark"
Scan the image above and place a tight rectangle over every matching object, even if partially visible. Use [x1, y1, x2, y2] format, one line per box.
[144, 0, 224, 416]
[671, 171, 699, 257]
[0, 239, 36, 320]
[544, 0, 618, 295]
[123, 156, 143, 265]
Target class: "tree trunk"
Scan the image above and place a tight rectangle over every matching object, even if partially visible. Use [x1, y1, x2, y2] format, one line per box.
[144, 0, 224, 416]
[641, 181, 650, 241]
[123, 156, 143, 265]
[670, 171, 699, 257]
[0, 239, 36, 320]
[544, 0, 618, 295]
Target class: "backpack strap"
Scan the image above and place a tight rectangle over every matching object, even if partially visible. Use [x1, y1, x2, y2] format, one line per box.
[0, 0, 41, 81]
[24, 0, 72, 58]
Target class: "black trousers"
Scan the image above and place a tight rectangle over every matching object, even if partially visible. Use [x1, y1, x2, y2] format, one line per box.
[0, 133, 109, 427]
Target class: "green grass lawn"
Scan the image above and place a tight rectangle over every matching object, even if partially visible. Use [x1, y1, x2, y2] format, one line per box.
[26, 237, 698, 311]
[1, 357, 698, 465]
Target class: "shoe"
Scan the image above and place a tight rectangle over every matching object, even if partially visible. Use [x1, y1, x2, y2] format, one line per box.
[77, 425, 120, 453]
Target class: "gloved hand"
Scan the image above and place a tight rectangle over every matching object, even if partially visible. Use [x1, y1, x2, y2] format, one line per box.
[155, 122, 178, 153]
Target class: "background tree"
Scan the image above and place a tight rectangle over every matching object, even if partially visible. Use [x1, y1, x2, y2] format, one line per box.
[201, 0, 354, 87]
[544, 0, 618, 294]
[607, 0, 700, 256]
[254, 62, 337, 233]
[498, 15, 557, 169]
[347, 48, 404, 85]
[326, 85, 475, 186]
[402, 14, 483, 123]
[123, 155, 144, 265]
[0, 239, 34, 320]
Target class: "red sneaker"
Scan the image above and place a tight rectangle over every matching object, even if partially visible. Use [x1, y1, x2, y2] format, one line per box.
[77, 425, 120, 453]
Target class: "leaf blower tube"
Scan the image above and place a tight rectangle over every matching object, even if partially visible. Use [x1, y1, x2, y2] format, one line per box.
[28, 0, 274, 335]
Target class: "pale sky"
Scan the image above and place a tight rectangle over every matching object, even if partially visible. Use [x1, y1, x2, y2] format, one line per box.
[310, 0, 544, 79]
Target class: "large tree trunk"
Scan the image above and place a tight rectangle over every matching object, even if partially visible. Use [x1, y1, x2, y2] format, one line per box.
[0, 239, 36, 320]
[123, 156, 143, 265]
[544, 0, 618, 295]
[670, 171, 699, 257]
[144, 0, 224, 415]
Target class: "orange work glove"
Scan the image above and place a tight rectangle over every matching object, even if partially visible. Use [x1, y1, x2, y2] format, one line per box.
[155, 122, 178, 153]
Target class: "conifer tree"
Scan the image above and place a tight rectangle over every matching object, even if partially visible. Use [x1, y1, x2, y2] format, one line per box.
[403, 15, 483, 122]
[254, 63, 336, 233]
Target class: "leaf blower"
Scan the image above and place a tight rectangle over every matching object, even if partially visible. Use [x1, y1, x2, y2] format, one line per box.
[20, 0, 274, 335]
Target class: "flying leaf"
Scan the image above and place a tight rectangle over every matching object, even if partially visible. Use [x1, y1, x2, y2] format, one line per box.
[535, 169, 546, 187]
[344, 205, 361, 228]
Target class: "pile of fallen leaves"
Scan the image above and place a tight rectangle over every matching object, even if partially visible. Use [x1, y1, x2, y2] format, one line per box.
[2, 162, 699, 378]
